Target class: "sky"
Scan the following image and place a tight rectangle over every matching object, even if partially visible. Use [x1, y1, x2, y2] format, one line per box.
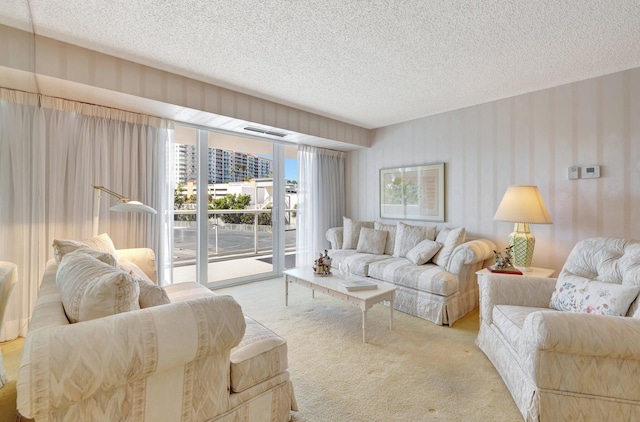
[257, 154, 298, 181]
[285, 158, 298, 181]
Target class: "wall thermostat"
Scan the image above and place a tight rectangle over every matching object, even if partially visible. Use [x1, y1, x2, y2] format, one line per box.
[581, 165, 600, 179]
[568, 166, 579, 180]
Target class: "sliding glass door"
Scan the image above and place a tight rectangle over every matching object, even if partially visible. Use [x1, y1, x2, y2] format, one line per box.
[171, 124, 296, 288]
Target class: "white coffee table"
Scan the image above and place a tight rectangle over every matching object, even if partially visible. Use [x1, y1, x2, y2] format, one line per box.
[283, 267, 396, 343]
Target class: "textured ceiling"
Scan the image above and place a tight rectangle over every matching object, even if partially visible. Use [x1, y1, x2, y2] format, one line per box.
[2, 0, 640, 129]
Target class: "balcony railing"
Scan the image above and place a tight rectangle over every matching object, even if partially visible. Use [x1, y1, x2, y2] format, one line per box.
[173, 208, 296, 264]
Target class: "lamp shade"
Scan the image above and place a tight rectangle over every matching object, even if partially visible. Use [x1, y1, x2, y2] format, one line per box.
[110, 200, 157, 214]
[493, 185, 552, 224]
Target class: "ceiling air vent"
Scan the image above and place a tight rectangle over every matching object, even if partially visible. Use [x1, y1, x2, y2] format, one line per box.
[244, 126, 287, 137]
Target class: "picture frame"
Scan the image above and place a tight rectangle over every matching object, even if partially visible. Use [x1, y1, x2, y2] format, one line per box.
[379, 163, 445, 222]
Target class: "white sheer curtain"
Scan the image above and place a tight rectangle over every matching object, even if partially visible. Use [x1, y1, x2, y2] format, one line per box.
[296, 145, 345, 266]
[0, 88, 174, 341]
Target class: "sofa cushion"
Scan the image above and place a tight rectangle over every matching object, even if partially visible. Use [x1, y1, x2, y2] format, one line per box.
[163, 281, 216, 302]
[374, 222, 397, 255]
[356, 227, 387, 255]
[52, 233, 117, 264]
[56, 251, 140, 323]
[339, 253, 392, 277]
[549, 276, 640, 316]
[327, 249, 358, 269]
[406, 239, 442, 266]
[119, 260, 171, 308]
[393, 222, 437, 258]
[342, 217, 374, 249]
[230, 316, 288, 393]
[432, 227, 466, 268]
[368, 257, 459, 296]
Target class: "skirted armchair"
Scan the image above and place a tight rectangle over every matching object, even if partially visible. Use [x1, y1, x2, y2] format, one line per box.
[476, 237, 640, 421]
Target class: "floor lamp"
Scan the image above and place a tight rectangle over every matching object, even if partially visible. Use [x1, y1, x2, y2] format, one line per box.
[92, 185, 157, 237]
[493, 185, 552, 272]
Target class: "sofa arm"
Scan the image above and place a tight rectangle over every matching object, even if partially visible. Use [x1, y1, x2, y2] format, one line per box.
[447, 239, 496, 274]
[326, 227, 343, 250]
[116, 247, 157, 283]
[17, 295, 245, 419]
[478, 275, 557, 325]
[525, 311, 640, 359]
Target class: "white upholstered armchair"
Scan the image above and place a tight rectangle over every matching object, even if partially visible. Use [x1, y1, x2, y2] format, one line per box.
[476, 237, 640, 421]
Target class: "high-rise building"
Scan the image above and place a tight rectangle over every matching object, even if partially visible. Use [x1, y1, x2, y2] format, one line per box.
[174, 145, 273, 185]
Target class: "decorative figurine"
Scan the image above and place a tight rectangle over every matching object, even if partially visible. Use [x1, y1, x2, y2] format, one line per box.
[492, 245, 515, 270]
[313, 249, 332, 276]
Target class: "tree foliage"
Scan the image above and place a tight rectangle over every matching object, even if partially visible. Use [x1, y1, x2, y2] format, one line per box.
[211, 194, 252, 224]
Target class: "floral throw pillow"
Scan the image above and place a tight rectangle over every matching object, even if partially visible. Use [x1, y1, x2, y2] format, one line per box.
[549, 275, 640, 316]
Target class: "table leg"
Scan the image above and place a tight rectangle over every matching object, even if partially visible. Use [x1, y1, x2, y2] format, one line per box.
[362, 309, 367, 343]
[312, 289, 315, 299]
[285, 275, 289, 306]
[389, 299, 394, 331]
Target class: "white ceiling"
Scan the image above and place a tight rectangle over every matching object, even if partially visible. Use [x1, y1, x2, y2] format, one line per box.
[2, 0, 640, 129]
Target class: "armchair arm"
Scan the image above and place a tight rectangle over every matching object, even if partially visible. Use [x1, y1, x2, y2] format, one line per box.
[525, 311, 640, 359]
[447, 239, 496, 274]
[522, 311, 640, 399]
[17, 295, 245, 419]
[326, 227, 344, 250]
[116, 247, 157, 283]
[478, 275, 557, 325]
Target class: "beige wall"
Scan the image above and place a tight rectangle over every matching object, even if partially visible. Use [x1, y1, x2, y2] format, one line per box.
[347, 68, 640, 273]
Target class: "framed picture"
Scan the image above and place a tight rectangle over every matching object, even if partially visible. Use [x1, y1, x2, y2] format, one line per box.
[379, 163, 445, 222]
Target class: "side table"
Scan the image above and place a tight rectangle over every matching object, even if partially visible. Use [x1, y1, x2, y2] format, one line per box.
[476, 266, 555, 279]
[476, 266, 555, 325]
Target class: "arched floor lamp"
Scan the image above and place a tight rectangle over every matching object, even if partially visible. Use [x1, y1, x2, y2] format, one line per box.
[92, 185, 157, 237]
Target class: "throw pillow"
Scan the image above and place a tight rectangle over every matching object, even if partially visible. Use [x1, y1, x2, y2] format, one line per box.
[119, 260, 171, 308]
[71, 248, 118, 267]
[406, 239, 442, 266]
[549, 274, 640, 316]
[432, 227, 466, 268]
[374, 222, 397, 255]
[356, 227, 387, 255]
[343, 217, 374, 249]
[393, 222, 437, 258]
[52, 233, 117, 264]
[56, 251, 140, 323]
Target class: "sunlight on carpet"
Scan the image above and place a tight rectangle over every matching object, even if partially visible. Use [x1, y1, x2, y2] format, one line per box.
[218, 278, 521, 422]
[0, 337, 23, 422]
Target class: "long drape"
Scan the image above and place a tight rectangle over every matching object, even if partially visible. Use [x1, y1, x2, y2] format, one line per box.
[0, 88, 174, 341]
[296, 145, 345, 266]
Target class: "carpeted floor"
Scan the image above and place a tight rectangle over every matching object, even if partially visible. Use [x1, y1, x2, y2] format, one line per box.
[0, 278, 522, 421]
[0, 337, 23, 422]
[218, 278, 522, 422]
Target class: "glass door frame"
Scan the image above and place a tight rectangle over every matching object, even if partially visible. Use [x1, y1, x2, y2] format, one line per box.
[181, 124, 289, 289]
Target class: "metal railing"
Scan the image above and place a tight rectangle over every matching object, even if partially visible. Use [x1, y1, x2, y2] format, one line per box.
[173, 208, 296, 255]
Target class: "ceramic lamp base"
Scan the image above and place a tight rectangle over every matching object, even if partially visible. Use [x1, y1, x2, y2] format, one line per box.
[508, 222, 535, 271]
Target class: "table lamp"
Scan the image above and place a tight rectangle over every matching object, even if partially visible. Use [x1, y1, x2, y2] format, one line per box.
[493, 185, 552, 271]
[92, 185, 157, 236]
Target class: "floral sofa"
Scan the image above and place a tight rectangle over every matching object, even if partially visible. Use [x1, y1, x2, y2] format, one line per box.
[476, 237, 640, 421]
[326, 218, 496, 326]
[17, 234, 297, 422]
